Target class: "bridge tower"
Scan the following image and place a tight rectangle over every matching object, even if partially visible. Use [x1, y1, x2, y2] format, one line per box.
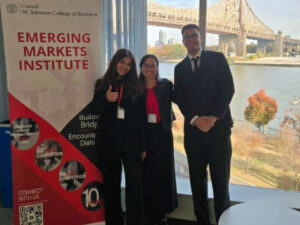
[148, 0, 299, 57]
[236, 0, 246, 57]
[273, 31, 283, 57]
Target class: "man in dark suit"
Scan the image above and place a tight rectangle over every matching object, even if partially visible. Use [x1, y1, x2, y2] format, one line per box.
[174, 24, 235, 225]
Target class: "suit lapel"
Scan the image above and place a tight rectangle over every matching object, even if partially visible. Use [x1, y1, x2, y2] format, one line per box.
[153, 79, 163, 120]
[183, 57, 193, 76]
[199, 50, 206, 72]
[196, 50, 206, 78]
[153, 78, 162, 101]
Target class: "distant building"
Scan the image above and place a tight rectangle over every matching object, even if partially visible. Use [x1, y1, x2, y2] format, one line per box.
[168, 38, 175, 45]
[159, 30, 166, 43]
[155, 30, 166, 46]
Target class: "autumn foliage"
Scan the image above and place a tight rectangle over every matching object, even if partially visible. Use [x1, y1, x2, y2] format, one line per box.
[244, 89, 278, 130]
[148, 44, 187, 59]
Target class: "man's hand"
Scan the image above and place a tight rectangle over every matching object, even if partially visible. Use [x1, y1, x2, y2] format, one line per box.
[207, 116, 218, 126]
[194, 116, 214, 133]
[106, 85, 118, 102]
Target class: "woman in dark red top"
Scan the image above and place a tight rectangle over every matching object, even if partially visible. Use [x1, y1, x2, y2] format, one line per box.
[139, 54, 177, 225]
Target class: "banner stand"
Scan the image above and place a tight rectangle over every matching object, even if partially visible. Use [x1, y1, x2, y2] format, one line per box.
[1, 1, 104, 224]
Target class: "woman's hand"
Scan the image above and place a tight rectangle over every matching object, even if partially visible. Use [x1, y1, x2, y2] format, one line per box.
[141, 151, 147, 161]
[106, 85, 118, 102]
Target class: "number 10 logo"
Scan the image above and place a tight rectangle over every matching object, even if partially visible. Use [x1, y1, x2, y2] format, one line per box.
[81, 181, 104, 211]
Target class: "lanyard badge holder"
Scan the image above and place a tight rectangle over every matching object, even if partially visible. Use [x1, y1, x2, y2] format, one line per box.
[148, 114, 157, 123]
[116, 84, 125, 119]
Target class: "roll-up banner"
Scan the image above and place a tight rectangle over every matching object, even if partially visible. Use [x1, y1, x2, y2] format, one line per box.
[1, 0, 105, 224]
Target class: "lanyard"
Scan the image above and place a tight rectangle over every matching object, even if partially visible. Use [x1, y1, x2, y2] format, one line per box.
[115, 83, 124, 105]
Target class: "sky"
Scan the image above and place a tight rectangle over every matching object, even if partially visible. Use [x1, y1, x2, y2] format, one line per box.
[148, 0, 300, 46]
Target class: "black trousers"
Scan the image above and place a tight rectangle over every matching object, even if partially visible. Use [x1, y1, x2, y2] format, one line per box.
[143, 123, 177, 223]
[100, 151, 144, 225]
[184, 125, 232, 224]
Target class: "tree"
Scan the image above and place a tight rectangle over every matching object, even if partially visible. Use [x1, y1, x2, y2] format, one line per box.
[147, 44, 187, 59]
[246, 43, 257, 54]
[244, 89, 278, 133]
[281, 96, 300, 140]
[206, 45, 219, 52]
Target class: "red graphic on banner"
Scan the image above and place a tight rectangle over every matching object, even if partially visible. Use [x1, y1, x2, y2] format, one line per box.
[9, 93, 105, 225]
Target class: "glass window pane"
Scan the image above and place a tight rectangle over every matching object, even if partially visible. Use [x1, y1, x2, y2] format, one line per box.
[147, 0, 199, 180]
[205, 0, 300, 191]
[147, 0, 300, 192]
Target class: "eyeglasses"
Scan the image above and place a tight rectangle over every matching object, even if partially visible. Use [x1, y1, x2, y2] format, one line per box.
[183, 33, 200, 40]
[143, 64, 157, 69]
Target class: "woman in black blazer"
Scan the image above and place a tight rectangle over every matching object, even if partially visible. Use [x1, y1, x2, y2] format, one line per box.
[139, 54, 177, 225]
[92, 49, 146, 225]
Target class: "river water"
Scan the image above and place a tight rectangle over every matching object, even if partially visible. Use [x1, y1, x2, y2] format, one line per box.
[159, 62, 300, 129]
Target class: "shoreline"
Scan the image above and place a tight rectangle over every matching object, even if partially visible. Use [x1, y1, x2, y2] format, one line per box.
[232, 61, 300, 67]
[159, 58, 183, 63]
[159, 57, 300, 67]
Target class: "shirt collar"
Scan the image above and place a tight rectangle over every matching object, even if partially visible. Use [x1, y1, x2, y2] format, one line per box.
[187, 48, 202, 61]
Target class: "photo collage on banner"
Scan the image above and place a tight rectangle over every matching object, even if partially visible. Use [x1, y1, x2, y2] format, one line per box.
[1, 0, 105, 224]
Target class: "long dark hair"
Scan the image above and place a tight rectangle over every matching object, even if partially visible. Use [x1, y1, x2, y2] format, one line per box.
[95, 49, 142, 101]
[139, 54, 160, 86]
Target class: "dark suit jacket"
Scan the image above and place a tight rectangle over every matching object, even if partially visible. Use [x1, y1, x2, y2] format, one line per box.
[174, 50, 234, 134]
[91, 79, 147, 155]
[151, 78, 175, 132]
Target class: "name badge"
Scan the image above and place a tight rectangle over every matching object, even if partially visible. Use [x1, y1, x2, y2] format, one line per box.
[117, 106, 125, 119]
[147, 114, 157, 123]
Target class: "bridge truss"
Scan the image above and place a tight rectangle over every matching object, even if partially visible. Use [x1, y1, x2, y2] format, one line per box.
[147, 0, 275, 40]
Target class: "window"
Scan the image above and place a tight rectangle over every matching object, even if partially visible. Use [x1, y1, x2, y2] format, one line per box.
[147, 0, 300, 192]
[101, 0, 147, 69]
[147, 0, 199, 181]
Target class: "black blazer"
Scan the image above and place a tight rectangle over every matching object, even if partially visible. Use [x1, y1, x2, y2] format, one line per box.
[174, 50, 234, 133]
[150, 78, 175, 132]
[92, 79, 147, 154]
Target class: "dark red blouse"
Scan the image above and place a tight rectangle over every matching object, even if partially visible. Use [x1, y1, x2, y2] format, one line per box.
[146, 87, 161, 123]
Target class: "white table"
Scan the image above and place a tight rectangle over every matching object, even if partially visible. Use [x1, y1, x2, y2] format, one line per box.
[219, 202, 300, 225]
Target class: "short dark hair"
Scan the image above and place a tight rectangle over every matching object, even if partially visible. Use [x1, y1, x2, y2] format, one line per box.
[181, 24, 200, 35]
